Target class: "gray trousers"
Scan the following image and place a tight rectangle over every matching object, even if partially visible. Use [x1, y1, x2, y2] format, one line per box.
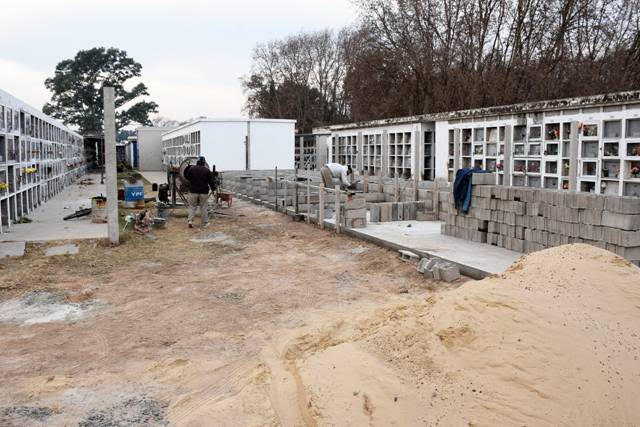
[188, 193, 209, 225]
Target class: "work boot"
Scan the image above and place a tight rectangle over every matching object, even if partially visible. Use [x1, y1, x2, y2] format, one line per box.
[188, 223, 194, 229]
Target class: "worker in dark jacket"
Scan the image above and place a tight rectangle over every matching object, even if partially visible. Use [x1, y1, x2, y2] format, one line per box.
[184, 156, 215, 228]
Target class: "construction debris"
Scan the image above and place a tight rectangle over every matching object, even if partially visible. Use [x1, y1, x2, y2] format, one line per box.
[133, 210, 151, 234]
[417, 257, 461, 282]
[398, 249, 420, 263]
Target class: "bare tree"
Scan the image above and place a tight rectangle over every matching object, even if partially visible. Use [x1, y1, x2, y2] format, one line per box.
[244, 0, 640, 127]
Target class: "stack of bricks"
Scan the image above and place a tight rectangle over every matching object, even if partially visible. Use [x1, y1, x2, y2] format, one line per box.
[340, 197, 367, 228]
[442, 180, 640, 264]
[369, 201, 431, 222]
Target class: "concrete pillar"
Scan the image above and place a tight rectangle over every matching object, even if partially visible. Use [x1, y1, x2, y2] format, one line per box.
[103, 87, 119, 244]
[356, 131, 363, 173]
[453, 128, 461, 174]
[568, 121, 579, 191]
[331, 133, 338, 163]
[413, 124, 421, 199]
[363, 170, 369, 193]
[502, 125, 512, 187]
[394, 175, 399, 202]
[316, 135, 327, 168]
[382, 130, 389, 177]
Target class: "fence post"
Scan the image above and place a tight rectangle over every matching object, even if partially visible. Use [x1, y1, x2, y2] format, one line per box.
[394, 175, 399, 202]
[306, 177, 311, 224]
[334, 185, 341, 234]
[294, 169, 299, 215]
[274, 167, 278, 212]
[282, 174, 287, 214]
[363, 170, 369, 193]
[433, 180, 440, 217]
[318, 185, 325, 229]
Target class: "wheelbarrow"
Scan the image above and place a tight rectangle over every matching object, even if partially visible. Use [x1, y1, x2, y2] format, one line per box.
[216, 191, 233, 208]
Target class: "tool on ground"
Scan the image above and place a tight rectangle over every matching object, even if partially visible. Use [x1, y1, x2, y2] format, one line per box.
[122, 214, 135, 231]
[63, 208, 92, 221]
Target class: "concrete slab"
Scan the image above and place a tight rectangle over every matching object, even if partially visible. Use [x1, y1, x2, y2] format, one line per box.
[190, 232, 237, 246]
[140, 171, 167, 185]
[45, 244, 79, 257]
[326, 215, 520, 278]
[0, 173, 108, 242]
[0, 242, 25, 258]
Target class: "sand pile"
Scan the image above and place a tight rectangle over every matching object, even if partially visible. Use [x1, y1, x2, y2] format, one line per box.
[272, 244, 640, 425]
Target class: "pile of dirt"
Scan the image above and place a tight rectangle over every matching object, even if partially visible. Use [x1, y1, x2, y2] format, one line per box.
[270, 244, 640, 425]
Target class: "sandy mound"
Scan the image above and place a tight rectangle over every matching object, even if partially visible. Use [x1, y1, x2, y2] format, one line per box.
[271, 244, 640, 426]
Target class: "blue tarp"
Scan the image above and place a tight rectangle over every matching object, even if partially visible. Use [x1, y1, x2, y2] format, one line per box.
[453, 168, 488, 214]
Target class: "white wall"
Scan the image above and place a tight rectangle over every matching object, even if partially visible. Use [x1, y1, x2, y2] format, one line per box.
[137, 127, 169, 171]
[250, 121, 295, 170]
[201, 121, 247, 171]
[163, 119, 296, 172]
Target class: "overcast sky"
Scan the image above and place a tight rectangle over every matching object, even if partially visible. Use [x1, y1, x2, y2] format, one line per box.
[0, 0, 357, 122]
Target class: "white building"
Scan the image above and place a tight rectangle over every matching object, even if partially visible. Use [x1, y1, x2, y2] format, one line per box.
[313, 90, 640, 197]
[136, 126, 170, 171]
[162, 118, 295, 171]
[0, 88, 85, 233]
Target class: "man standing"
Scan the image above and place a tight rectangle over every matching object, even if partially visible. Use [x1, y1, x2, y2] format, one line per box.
[184, 156, 215, 228]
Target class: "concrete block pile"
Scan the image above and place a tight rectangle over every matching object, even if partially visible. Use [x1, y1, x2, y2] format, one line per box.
[442, 183, 640, 263]
[417, 257, 460, 282]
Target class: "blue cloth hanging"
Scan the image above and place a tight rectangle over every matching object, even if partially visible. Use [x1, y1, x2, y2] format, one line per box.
[453, 168, 487, 214]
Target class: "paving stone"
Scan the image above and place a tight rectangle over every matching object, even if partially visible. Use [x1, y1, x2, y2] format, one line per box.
[0, 242, 26, 258]
[44, 244, 80, 257]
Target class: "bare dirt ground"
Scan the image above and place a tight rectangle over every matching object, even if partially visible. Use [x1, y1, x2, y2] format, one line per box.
[0, 199, 436, 426]
[3, 199, 639, 426]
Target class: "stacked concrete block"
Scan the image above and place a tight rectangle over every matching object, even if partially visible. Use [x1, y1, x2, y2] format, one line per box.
[368, 201, 427, 222]
[340, 197, 367, 229]
[224, 171, 451, 228]
[441, 181, 640, 264]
